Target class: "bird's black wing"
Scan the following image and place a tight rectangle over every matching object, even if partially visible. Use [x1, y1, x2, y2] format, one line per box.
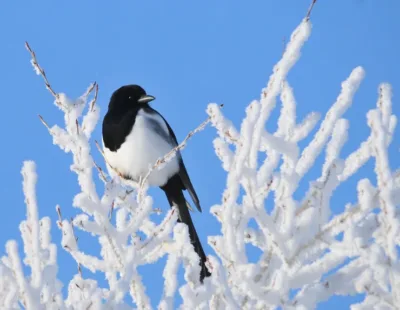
[147, 107, 201, 212]
[163, 118, 202, 212]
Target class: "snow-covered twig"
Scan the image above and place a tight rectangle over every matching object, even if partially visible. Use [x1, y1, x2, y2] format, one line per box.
[138, 115, 212, 201]
[2, 2, 399, 308]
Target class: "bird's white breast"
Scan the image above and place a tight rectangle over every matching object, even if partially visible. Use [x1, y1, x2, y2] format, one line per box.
[103, 109, 179, 186]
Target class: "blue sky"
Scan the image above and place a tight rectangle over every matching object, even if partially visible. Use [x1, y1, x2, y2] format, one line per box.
[1, 0, 399, 308]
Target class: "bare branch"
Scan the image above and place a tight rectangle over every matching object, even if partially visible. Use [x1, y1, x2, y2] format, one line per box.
[38, 114, 51, 130]
[93, 160, 108, 183]
[56, 205, 63, 228]
[25, 42, 61, 105]
[89, 83, 99, 112]
[306, 0, 317, 21]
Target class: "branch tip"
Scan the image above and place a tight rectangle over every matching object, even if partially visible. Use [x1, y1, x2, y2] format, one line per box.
[306, 0, 317, 21]
[38, 114, 50, 130]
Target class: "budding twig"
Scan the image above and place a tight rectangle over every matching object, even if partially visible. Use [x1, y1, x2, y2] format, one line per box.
[306, 0, 317, 21]
[25, 42, 61, 105]
[38, 114, 51, 130]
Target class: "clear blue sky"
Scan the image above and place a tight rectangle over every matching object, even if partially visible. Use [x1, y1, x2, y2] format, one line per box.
[1, 1, 399, 308]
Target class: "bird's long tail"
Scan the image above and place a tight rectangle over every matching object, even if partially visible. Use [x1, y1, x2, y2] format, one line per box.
[162, 182, 211, 282]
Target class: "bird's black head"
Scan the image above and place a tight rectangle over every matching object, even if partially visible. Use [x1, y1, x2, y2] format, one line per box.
[108, 84, 155, 112]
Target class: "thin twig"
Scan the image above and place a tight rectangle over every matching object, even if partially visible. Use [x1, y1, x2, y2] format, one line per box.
[70, 217, 79, 243]
[95, 140, 105, 157]
[83, 82, 96, 99]
[56, 205, 63, 228]
[93, 160, 108, 182]
[95, 140, 121, 177]
[306, 0, 317, 21]
[139, 208, 176, 250]
[38, 114, 51, 130]
[153, 208, 163, 215]
[282, 36, 287, 56]
[108, 201, 115, 221]
[25, 42, 60, 105]
[75, 119, 79, 135]
[90, 83, 99, 112]
[70, 217, 82, 277]
[138, 116, 212, 199]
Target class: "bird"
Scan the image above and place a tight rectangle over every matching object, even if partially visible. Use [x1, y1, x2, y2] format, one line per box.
[102, 84, 211, 282]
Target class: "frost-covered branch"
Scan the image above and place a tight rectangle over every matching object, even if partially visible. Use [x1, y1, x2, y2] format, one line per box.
[1, 2, 399, 309]
[206, 16, 399, 310]
[1, 162, 63, 309]
[2, 39, 213, 309]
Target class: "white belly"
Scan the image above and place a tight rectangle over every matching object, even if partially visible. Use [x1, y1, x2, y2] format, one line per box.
[103, 110, 179, 186]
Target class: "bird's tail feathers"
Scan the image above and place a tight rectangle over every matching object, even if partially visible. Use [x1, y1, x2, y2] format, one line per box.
[185, 199, 195, 212]
[162, 183, 210, 282]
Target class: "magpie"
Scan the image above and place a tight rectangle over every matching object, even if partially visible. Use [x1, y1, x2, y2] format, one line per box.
[102, 84, 211, 282]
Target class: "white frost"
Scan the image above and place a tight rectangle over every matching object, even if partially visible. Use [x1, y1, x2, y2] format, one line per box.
[2, 14, 399, 310]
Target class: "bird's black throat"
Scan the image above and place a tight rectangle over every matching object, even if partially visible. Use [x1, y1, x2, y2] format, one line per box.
[102, 105, 140, 152]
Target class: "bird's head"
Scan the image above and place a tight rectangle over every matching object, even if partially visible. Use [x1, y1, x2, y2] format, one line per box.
[108, 84, 155, 111]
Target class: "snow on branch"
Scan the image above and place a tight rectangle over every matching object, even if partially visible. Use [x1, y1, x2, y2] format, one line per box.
[7, 41, 213, 309]
[206, 18, 400, 310]
[1, 2, 399, 309]
[1, 162, 63, 309]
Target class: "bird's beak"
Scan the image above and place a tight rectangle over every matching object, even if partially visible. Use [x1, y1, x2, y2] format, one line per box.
[138, 94, 156, 104]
